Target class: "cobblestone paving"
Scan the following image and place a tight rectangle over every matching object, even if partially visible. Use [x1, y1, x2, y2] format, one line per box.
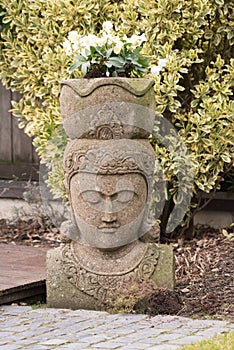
[0, 306, 233, 349]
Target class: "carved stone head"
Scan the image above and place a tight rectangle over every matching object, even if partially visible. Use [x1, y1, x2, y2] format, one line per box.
[63, 139, 155, 249]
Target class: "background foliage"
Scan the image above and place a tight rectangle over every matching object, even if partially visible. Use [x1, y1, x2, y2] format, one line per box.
[0, 0, 233, 238]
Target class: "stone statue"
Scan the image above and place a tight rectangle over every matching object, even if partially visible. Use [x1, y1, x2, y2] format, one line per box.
[46, 78, 174, 310]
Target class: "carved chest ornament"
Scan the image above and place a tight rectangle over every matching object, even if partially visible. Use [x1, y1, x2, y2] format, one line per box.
[61, 241, 160, 301]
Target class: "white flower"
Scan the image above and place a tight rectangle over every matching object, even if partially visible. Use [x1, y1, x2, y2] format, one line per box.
[102, 32, 116, 46]
[122, 34, 128, 42]
[126, 33, 146, 48]
[96, 36, 106, 46]
[102, 21, 113, 33]
[68, 31, 79, 43]
[113, 40, 124, 54]
[65, 25, 150, 76]
[150, 65, 161, 76]
[63, 39, 73, 56]
[150, 59, 168, 75]
[127, 34, 140, 47]
[139, 33, 146, 43]
[158, 58, 168, 68]
[72, 41, 79, 52]
[80, 34, 100, 48]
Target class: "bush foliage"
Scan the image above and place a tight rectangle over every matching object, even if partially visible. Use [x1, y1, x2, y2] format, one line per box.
[0, 0, 233, 237]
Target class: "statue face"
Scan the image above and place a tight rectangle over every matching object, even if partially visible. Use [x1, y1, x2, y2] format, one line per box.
[70, 173, 147, 249]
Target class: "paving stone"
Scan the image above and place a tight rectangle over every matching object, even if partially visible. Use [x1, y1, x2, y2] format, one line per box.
[106, 328, 143, 337]
[132, 336, 168, 345]
[0, 306, 32, 314]
[113, 324, 142, 332]
[78, 334, 115, 344]
[152, 332, 184, 342]
[61, 322, 102, 333]
[28, 334, 54, 342]
[151, 315, 182, 323]
[106, 336, 139, 344]
[0, 331, 14, 337]
[196, 327, 231, 337]
[40, 338, 69, 346]
[186, 319, 228, 329]
[0, 321, 24, 329]
[91, 341, 121, 349]
[59, 343, 93, 350]
[39, 329, 70, 338]
[170, 335, 207, 345]
[173, 327, 198, 335]
[150, 321, 182, 330]
[149, 345, 181, 350]
[93, 325, 136, 335]
[118, 342, 151, 349]
[138, 327, 167, 334]
[0, 345, 23, 350]
[22, 346, 50, 350]
[12, 339, 40, 346]
[0, 341, 9, 346]
[71, 310, 109, 317]
[1, 334, 35, 342]
[112, 314, 148, 323]
[114, 331, 155, 341]
[29, 308, 68, 315]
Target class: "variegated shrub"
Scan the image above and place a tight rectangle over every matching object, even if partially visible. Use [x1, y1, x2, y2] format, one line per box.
[0, 0, 233, 237]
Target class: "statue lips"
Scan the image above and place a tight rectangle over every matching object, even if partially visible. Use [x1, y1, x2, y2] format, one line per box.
[98, 223, 120, 233]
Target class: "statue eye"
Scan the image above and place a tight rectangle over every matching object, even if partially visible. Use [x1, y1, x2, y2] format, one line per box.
[81, 191, 102, 204]
[115, 190, 134, 203]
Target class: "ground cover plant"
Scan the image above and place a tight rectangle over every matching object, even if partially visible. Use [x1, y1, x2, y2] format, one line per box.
[0, 0, 233, 240]
[181, 332, 234, 350]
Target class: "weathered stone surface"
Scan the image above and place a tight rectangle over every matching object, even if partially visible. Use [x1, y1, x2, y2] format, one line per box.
[62, 139, 156, 248]
[47, 77, 175, 311]
[60, 78, 155, 139]
[46, 242, 174, 310]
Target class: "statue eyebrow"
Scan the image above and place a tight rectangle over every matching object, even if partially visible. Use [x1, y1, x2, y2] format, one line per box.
[80, 189, 102, 195]
[80, 189, 136, 198]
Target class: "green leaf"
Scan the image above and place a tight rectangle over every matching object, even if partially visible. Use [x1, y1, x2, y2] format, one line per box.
[74, 54, 87, 63]
[2, 16, 11, 24]
[221, 155, 232, 163]
[90, 46, 96, 55]
[107, 57, 125, 68]
[81, 62, 90, 75]
[67, 61, 82, 73]
[106, 48, 113, 58]
[112, 70, 118, 77]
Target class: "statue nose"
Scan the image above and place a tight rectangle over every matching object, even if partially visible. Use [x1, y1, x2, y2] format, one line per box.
[101, 198, 117, 223]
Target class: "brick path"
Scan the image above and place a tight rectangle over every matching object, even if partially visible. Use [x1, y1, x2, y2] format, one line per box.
[0, 306, 233, 349]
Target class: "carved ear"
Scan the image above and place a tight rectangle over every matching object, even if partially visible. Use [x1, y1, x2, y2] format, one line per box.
[60, 217, 80, 242]
[140, 222, 160, 243]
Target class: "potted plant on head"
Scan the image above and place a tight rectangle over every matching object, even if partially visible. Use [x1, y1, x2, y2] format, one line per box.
[60, 21, 167, 140]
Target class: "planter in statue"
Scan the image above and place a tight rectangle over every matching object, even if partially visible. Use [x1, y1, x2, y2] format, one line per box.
[46, 77, 175, 310]
[60, 77, 155, 140]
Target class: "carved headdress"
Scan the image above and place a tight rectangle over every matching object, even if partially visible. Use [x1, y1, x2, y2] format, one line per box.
[63, 139, 155, 196]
